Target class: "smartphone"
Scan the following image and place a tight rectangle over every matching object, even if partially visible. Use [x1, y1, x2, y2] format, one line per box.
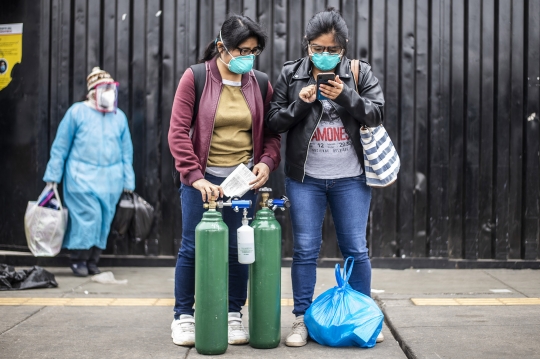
[316, 72, 336, 101]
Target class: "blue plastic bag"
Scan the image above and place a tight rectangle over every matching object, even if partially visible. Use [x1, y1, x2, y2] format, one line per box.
[304, 257, 384, 348]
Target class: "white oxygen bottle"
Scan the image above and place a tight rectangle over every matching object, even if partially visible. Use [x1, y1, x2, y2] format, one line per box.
[237, 215, 255, 264]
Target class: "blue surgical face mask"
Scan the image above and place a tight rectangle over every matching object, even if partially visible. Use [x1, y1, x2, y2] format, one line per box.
[218, 32, 255, 75]
[311, 52, 342, 71]
[0, 65, 5, 72]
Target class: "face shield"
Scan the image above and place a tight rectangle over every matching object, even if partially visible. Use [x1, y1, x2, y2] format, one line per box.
[94, 82, 118, 113]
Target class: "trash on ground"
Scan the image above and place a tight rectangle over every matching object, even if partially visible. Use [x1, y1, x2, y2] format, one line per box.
[0, 264, 58, 290]
[490, 289, 512, 293]
[91, 271, 128, 284]
[305, 257, 384, 348]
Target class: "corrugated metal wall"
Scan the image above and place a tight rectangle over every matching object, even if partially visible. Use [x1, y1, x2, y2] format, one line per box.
[2, 0, 539, 262]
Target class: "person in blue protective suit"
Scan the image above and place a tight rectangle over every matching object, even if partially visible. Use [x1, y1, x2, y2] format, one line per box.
[43, 67, 135, 277]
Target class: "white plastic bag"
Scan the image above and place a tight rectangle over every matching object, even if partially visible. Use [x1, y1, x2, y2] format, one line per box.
[24, 184, 68, 257]
[91, 271, 128, 285]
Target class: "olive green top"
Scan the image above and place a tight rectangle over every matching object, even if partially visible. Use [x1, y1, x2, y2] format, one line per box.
[207, 81, 253, 167]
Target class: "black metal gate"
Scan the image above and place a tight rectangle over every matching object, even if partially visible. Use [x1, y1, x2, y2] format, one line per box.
[0, 0, 539, 264]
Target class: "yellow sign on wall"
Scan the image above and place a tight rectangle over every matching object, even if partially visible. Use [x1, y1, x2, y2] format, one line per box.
[0, 23, 23, 91]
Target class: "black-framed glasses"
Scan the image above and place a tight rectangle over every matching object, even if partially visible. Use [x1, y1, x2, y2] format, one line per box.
[308, 44, 343, 55]
[236, 47, 262, 56]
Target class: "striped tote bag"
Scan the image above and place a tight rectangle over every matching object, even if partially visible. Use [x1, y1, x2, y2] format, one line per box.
[360, 125, 400, 187]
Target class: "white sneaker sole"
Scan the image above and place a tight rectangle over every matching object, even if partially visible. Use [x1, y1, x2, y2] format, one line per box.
[285, 339, 307, 347]
[229, 337, 249, 345]
[171, 333, 194, 347]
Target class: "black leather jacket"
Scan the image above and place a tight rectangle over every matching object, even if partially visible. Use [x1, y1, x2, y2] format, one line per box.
[265, 56, 385, 182]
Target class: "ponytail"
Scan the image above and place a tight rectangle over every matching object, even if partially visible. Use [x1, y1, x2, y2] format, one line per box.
[199, 39, 219, 63]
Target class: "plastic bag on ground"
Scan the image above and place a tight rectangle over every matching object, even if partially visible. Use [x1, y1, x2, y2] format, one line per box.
[111, 192, 135, 235]
[24, 184, 68, 257]
[0, 264, 58, 290]
[304, 257, 384, 348]
[91, 271, 128, 284]
[129, 193, 154, 242]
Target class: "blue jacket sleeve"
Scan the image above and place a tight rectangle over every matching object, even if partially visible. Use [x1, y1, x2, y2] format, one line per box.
[43, 106, 77, 183]
[121, 115, 136, 191]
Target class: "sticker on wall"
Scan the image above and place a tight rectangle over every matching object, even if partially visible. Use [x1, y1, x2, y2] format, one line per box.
[0, 23, 23, 91]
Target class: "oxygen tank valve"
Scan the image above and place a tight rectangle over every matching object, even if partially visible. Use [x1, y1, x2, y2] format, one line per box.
[259, 187, 272, 208]
[259, 188, 290, 212]
[203, 194, 218, 210]
[241, 208, 252, 225]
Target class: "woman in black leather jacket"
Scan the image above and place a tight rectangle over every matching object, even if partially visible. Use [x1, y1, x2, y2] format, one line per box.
[265, 8, 385, 347]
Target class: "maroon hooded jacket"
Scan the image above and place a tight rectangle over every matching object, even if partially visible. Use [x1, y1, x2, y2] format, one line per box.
[168, 59, 281, 186]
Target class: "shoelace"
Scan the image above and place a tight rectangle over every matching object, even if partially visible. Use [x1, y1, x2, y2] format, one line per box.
[177, 321, 195, 333]
[228, 319, 245, 332]
[291, 321, 307, 335]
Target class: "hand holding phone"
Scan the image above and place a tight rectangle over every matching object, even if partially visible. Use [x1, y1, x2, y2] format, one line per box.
[316, 73, 336, 100]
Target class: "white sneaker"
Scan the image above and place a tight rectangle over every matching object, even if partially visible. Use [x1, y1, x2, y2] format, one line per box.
[171, 315, 195, 346]
[285, 315, 308, 347]
[376, 331, 385, 343]
[228, 312, 249, 345]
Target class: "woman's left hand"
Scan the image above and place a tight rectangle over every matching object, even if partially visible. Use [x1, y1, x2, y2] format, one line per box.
[319, 75, 344, 100]
[249, 163, 270, 190]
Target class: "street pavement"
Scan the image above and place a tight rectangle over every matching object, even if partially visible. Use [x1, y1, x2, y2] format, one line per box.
[0, 265, 539, 358]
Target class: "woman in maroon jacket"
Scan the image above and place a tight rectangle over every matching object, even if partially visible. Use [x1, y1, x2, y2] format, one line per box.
[168, 15, 280, 347]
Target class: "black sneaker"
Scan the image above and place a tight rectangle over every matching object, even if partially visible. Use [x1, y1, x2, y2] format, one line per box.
[87, 262, 101, 275]
[70, 262, 89, 277]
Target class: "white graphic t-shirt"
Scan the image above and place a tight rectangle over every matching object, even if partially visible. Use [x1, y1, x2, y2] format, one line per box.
[304, 100, 363, 179]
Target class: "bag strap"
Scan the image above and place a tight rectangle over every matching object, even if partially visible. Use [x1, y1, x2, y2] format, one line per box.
[335, 264, 344, 287]
[190, 63, 207, 120]
[351, 59, 370, 131]
[342, 256, 354, 283]
[253, 69, 269, 103]
[351, 59, 360, 94]
[334, 257, 355, 287]
[172, 64, 206, 188]
[51, 184, 64, 211]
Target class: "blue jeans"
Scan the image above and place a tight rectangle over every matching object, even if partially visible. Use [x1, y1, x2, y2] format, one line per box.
[285, 174, 372, 316]
[173, 173, 257, 319]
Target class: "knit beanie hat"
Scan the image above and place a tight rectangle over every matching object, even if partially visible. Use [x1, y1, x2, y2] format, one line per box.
[86, 67, 114, 90]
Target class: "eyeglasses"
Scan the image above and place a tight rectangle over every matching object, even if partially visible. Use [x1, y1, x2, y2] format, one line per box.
[308, 44, 343, 55]
[236, 47, 262, 56]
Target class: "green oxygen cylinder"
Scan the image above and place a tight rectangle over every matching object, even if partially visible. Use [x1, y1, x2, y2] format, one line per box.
[195, 195, 228, 355]
[249, 188, 290, 349]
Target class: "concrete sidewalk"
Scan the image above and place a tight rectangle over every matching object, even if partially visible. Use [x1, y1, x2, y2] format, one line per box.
[1, 266, 539, 359]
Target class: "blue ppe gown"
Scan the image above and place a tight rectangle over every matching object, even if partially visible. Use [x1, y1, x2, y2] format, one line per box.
[43, 102, 136, 250]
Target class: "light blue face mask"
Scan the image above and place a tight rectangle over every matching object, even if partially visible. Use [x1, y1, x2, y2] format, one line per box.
[0, 65, 5, 72]
[311, 52, 342, 71]
[218, 32, 255, 74]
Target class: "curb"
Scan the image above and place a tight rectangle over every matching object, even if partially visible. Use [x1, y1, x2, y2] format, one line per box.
[373, 294, 417, 359]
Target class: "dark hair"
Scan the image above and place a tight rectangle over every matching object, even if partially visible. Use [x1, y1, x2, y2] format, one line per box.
[199, 14, 267, 63]
[302, 7, 349, 56]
